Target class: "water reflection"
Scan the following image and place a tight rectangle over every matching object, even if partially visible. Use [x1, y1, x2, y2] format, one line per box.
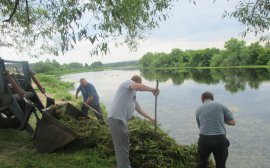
[140, 68, 270, 93]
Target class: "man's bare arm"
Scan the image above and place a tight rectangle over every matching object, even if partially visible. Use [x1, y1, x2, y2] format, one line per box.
[85, 96, 94, 105]
[75, 88, 80, 98]
[129, 83, 159, 96]
[135, 102, 156, 124]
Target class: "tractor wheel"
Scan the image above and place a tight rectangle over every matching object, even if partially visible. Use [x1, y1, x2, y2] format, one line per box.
[0, 111, 20, 128]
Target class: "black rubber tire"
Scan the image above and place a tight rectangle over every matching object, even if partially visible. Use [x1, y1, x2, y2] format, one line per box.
[0, 113, 20, 128]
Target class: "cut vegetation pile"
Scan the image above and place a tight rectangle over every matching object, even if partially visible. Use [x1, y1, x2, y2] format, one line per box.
[129, 119, 201, 168]
[0, 104, 214, 168]
[53, 105, 212, 168]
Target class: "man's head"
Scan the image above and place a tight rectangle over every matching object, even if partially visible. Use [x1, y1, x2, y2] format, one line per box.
[79, 78, 88, 86]
[201, 91, 214, 103]
[131, 75, 142, 84]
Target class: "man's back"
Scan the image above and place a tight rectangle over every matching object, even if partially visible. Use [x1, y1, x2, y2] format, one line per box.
[196, 92, 235, 168]
[108, 80, 136, 122]
[196, 100, 233, 135]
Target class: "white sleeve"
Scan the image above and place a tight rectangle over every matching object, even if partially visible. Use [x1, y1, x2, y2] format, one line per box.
[127, 80, 135, 90]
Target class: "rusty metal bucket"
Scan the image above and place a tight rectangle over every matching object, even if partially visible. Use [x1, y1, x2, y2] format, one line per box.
[33, 103, 88, 153]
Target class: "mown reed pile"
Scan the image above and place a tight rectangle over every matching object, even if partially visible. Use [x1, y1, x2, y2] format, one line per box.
[53, 106, 213, 168]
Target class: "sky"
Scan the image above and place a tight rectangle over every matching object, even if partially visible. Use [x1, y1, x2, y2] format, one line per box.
[0, 0, 261, 64]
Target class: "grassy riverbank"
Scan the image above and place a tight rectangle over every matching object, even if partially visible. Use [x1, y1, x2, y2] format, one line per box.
[0, 73, 214, 168]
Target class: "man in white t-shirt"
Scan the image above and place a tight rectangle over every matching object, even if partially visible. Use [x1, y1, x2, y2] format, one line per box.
[108, 75, 159, 168]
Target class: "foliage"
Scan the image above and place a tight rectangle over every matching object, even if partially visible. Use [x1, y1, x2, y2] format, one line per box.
[30, 59, 88, 74]
[91, 61, 104, 69]
[36, 74, 74, 101]
[210, 54, 224, 67]
[30, 59, 141, 74]
[224, 38, 246, 53]
[139, 52, 158, 67]
[189, 48, 219, 67]
[0, 0, 175, 56]
[128, 118, 214, 168]
[224, 0, 270, 41]
[68, 62, 84, 69]
[139, 38, 270, 68]
[104, 60, 139, 69]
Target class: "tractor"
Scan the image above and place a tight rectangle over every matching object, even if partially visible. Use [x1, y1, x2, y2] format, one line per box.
[0, 58, 85, 153]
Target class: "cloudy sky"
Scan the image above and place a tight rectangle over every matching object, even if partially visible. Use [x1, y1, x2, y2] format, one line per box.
[0, 0, 260, 64]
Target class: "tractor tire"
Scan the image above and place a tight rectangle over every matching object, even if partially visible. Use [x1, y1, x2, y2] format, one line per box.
[0, 113, 20, 128]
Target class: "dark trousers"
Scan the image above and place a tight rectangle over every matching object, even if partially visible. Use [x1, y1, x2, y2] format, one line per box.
[197, 135, 229, 168]
[81, 104, 104, 122]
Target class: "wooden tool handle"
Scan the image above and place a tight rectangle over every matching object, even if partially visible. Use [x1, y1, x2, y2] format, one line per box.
[154, 80, 159, 134]
[85, 104, 102, 116]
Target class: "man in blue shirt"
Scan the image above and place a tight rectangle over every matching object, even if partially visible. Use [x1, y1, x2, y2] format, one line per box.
[196, 91, 235, 168]
[75, 78, 103, 122]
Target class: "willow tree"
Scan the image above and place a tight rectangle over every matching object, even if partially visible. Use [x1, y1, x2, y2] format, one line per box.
[225, 0, 270, 41]
[0, 0, 175, 56]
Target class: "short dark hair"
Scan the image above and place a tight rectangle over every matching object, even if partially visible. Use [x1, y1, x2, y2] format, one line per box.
[201, 91, 214, 101]
[79, 78, 86, 82]
[131, 75, 142, 83]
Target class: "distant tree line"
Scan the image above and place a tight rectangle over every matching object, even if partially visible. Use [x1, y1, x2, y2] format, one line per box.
[30, 59, 103, 74]
[139, 38, 270, 68]
[105, 60, 139, 68]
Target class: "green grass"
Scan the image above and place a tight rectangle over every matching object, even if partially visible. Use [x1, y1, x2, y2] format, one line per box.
[36, 74, 74, 101]
[0, 128, 115, 168]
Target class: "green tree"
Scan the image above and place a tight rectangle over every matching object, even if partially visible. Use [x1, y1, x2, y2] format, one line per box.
[257, 47, 270, 65]
[139, 52, 158, 68]
[51, 59, 61, 69]
[84, 63, 89, 69]
[210, 53, 224, 67]
[267, 59, 270, 66]
[68, 62, 84, 69]
[91, 61, 103, 69]
[224, 38, 246, 53]
[222, 38, 246, 66]
[168, 48, 183, 67]
[244, 42, 264, 65]
[152, 53, 170, 68]
[189, 48, 218, 67]
[0, 0, 175, 56]
[30, 61, 57, 73]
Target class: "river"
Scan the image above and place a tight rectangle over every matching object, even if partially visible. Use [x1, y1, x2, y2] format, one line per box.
[61, 68, 270, 168]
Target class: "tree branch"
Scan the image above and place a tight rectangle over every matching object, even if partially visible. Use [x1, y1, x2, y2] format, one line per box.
[108, 0, 129, 28]
[25, 0, 30, 27]
[6, 0, 12, 6]
[3, 0, 20, 22]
